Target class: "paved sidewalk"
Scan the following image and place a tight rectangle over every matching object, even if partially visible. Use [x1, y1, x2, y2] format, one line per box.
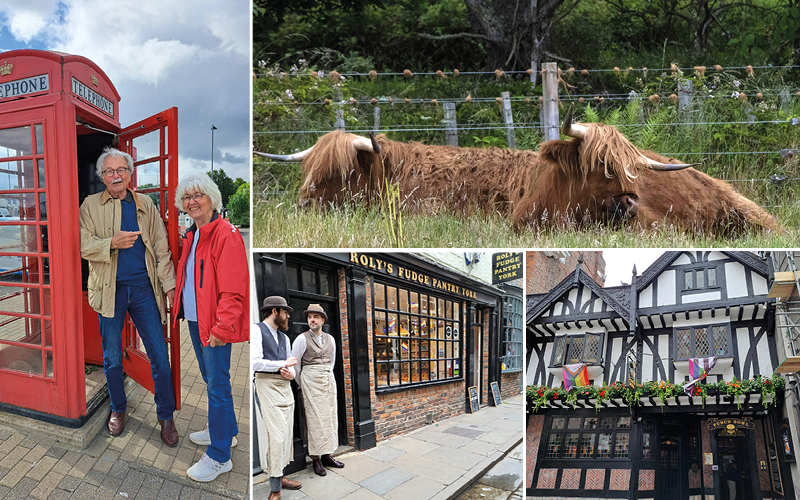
[457, 441, 522, 500]
[0, 322, 250, 500]
[253, 394, 524, 500]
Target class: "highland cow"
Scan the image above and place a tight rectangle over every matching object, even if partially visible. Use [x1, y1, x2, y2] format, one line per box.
[258, 109, 782, 235]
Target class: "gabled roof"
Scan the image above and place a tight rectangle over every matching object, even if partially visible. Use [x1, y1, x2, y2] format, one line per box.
[635, 251, 767, 292]
[527, 267, 630, 324]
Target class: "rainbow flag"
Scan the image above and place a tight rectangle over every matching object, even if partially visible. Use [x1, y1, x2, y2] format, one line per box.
[563, 364, 589, 390]
[683, 356, 718, 395]
[387, 317, 396, 335]
[401, 341, 409, 352]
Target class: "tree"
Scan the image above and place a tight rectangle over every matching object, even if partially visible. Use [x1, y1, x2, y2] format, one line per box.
[457, 0, 572, 71]
[208, 169, 236, 207]
[228, 183, 250, 227]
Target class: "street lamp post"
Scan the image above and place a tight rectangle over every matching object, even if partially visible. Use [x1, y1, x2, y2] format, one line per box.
[211, 124, 217, 175]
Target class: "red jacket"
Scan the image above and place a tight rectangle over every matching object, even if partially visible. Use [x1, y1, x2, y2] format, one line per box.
[172, 212, 249, 345]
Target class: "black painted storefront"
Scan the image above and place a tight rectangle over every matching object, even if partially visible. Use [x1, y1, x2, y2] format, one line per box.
[252, 252, 509, 476]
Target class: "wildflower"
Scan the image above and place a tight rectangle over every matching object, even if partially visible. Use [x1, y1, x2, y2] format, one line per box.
[733, 80, 740, 88]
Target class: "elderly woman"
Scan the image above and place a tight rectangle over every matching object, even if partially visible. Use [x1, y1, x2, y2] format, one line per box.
[172, 172, 249, 482]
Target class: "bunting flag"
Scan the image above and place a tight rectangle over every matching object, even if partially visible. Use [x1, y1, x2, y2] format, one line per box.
[683, 356, 719, 396]
[563, 363, 590, 390]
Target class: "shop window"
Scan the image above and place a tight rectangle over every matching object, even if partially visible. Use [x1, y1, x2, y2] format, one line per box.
[674, 324, 731, 360]
[550, 333, 604, 367]
[286, 262, 336, 297]
[501, 294, 522, 372]
[372, 281, 462, 390]
[682, 266, 719, 291]
[543, 414, 632, 460]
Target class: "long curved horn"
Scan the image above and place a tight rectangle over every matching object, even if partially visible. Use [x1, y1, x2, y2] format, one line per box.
[353, 136, 378, 153]
[644, 157, 697, 170]
[561, 103, 589, 140]
[254, 148, 313, 162]
[369, 132, 382, 154]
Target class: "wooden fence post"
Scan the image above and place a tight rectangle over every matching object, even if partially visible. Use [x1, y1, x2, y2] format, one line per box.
[333, 87, 345, 131]
[780, 89, 790, 113]
[501, 91, 516, 149]
[444, 102, 458, 146]
[374, 106, 380, 133]
[542, 62, 560, 142]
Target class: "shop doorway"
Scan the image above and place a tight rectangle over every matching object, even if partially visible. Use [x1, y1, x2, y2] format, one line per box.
[284, 259, 348, 448]
[655, 417, 703, 499]
[718, 436, 755, 500]
[471, 307, 484, 405]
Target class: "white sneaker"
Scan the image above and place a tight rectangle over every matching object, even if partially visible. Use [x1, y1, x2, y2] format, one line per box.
[189, 425, 238, 447]
[187, 453, 233, 482]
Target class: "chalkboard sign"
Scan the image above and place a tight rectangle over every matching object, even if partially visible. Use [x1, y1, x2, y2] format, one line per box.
[769, 443, 784, 495]
[490, 381, 502, 406]
[468, 386, 479, 413]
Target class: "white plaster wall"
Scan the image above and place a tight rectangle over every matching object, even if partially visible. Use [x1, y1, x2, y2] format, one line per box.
[642, 340, 654, 382]
[639, 284, 653, 309]
[553, 302, 563, 315]
[674, 253, 693, 265]
[657, 270, 676, 306]
[757, 335, 773, 375]
[567, 288, 578, 311]
[682, 291, 722, 303]
[753, 273, 768, 296]
[658, 335, 670, 381]
[708, 251, 727, 261]
[736, 326, 750, 376]
[726, 262, 748, 298]
[611, 337, 623, 378]
[593, 296, 602, 313]
[673, 317, 730, 329]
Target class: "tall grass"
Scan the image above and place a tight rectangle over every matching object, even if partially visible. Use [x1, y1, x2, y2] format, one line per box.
[253, 65, 800, 248]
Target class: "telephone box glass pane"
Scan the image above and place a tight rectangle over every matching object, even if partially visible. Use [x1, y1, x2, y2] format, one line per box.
[0, 314, 43, 346]
[38, 193, 46, 221]
[135, 161, 159, 190]
[0, 159, 35, 189]
[0, 126, 32, 158]
[0, 224, 39, 253]
[0, 344, 44, 375]
[0, 193, 27, 219]
[34, 125, 43, 155]
[0, 286, 41, 315]
[131, 130, 161, 162]
[37, 159, 44, 189]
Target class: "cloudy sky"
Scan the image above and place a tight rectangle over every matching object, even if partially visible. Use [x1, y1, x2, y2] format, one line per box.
[0, 0, 250, 181]
[603, 249, 665, 287]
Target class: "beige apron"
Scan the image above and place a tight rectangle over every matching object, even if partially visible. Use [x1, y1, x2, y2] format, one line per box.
[300, 363, 338, 456]
[255, 373, 294, 477]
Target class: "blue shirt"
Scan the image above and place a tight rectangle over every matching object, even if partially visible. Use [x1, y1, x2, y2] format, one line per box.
[116, 192, 149, 285]
[182, 232, 200, 321]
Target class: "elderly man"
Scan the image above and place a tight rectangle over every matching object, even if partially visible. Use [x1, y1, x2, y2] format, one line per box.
[291, 304, 344, 476]
[79, 147, 178, 446]
[252, 296, 302, 500]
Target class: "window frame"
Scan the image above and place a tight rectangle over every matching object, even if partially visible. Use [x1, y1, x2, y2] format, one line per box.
[681, 264, 721, 293]
[548, 332, 605, 368]
[501, 293, 523, 373]
[371, 279, 464, 393]
[673, 323, 732, 360]
[542, 414, 632, 461]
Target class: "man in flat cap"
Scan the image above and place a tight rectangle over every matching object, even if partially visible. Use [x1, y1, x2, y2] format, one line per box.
[251, 296, 302, 499]
[291, 304, 344, 476]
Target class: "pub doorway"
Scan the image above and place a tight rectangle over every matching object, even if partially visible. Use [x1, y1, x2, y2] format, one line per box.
[718, 435, 755, 500]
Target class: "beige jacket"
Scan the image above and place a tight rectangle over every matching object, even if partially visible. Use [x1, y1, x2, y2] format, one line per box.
[79, 188, 176, 322]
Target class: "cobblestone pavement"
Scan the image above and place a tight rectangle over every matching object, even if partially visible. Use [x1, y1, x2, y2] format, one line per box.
[0, 322, 250, 500]
[253, 394, 524, 500]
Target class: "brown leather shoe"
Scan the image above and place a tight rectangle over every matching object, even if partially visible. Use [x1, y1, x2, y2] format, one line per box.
[108, 411, 125, 436]
[160, 419, 179, 447]
[322, 454, 344, 468]
[281, 477, 302, 490]
[268, 491, 281, 500]
[312, 458, 326, 476]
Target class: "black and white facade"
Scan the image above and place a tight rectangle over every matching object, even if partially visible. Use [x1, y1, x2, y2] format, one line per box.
[526, 251, 793, 500]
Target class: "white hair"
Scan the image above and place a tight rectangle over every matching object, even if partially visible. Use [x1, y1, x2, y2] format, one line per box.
[96, 147, 133, 178]
[174, 172, 223, 212]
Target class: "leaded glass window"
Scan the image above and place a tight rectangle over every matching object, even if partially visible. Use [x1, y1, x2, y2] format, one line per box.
[682, 265, 720, 291]
[546, 434, 561, 458]
[501, 293, 522, 372]
[675, 324, 731, 360]
[563, 434, 579, 458]
[615, 433, 630, 458]
[550, 333, 605, 367]
[580, 434, 596, 458]
[544, 415, 632, 460]
[568, 337, 585, 363]
[584, 333, 601, 362]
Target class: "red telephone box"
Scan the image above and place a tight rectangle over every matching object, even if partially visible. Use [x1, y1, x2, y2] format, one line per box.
[0, 49, 180, 422]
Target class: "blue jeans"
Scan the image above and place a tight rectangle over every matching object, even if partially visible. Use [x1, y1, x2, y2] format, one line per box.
[98, 283, 176, 421]
[188, 320, 237, 462]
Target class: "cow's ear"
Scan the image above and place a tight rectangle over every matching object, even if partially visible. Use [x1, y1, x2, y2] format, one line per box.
[539, 140, 581, 174]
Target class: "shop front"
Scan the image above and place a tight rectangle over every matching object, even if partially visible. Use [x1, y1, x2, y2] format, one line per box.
[0, 49, 180, 425]
[252, 252, 518, 474]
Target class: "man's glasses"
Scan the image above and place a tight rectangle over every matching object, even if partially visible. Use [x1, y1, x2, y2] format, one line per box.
[102, 168, 130, 177]
[182, 193, 207, 203]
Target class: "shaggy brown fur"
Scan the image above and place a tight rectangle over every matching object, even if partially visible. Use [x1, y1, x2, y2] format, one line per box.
[296, 127, 782, 235]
